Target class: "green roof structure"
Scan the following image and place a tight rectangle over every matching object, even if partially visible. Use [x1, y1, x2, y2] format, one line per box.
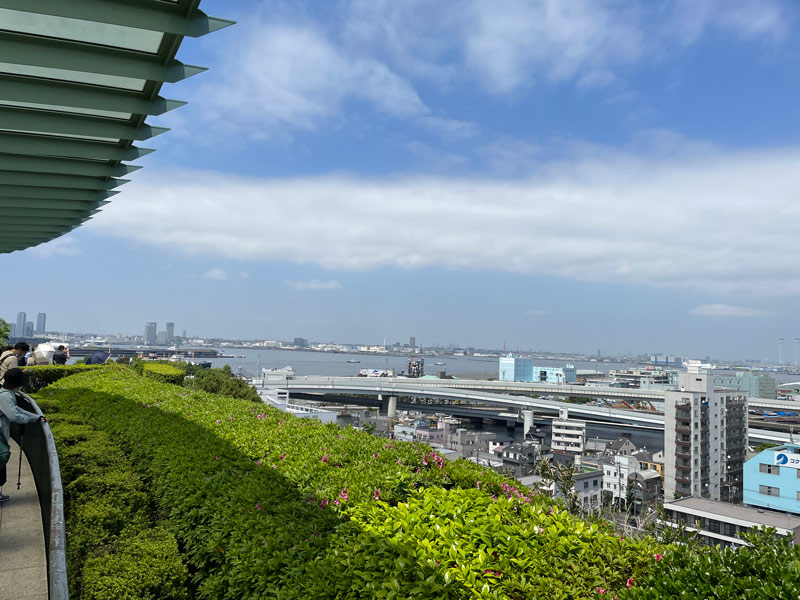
[0, 0, 233, 254]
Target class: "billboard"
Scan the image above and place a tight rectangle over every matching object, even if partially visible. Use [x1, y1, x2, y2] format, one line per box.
[774, 451, 800, 469]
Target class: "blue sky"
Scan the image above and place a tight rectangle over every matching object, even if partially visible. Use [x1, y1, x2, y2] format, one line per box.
[4, 0, 800, 361]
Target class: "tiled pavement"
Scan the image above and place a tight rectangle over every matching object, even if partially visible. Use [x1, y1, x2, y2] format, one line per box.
[0, 439, 48, 600]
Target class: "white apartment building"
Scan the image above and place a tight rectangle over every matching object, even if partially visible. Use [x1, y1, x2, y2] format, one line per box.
[664, 372, 748, 502]
[602, 454, 641, 502]
[551, 409, 586, 454]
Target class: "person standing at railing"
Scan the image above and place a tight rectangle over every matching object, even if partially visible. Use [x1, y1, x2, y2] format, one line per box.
[0, 368, 46, 503]
[0, 342, 29, 385]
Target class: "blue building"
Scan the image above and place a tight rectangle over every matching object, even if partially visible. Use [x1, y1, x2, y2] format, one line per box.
[744, 444, 800, 515]
[498, 354, 533, 382]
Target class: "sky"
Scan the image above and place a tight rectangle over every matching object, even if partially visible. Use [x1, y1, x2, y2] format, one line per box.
[4, 0, 800, 361]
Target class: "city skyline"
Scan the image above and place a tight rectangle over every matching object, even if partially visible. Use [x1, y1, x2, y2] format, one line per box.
[3, 1, 800, 360]
[5, 309, 800, 365]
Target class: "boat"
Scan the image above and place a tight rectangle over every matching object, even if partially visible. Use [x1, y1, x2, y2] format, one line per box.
[347, 359, 361, 363]
[434, 361, 446, 366]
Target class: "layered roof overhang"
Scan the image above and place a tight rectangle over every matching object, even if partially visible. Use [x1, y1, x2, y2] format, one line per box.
[0, 0, 233, 254]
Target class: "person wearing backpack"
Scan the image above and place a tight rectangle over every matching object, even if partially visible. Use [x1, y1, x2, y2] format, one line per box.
[0, 368, 45, 502]
[0, 342, 29, 385]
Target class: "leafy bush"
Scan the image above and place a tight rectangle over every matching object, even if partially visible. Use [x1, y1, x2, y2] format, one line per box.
[37, 369, 675, 599]
[141, 363, 185, 385]
[21, 364, 116, 393]
[44, 410, 187, 599]
[619, 529, 800, 600]
[183, 367, 260, 402]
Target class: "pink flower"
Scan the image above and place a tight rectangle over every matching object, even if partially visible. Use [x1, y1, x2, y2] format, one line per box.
[596, 588, 606, 595]
[319, 500, 329, 508]
[372, 453, 379, 459]
[215, 455, 220, 461]
[280, 453, 286, 460]
[215, 419, 221, 424]
[397, 459, 404, 465]
[321, 454, 329, 463]
[373, 489, 380, 500]
[654, 553, 662, 561]
[256, 503, 262, 511]
[257, 414, 264, 419]
[626, 578, 634, 588]
[256, 460, 262, 466]
[339, 488, 348, 502]
[476, 481, 482, 489]
[333, 499, 341, 506]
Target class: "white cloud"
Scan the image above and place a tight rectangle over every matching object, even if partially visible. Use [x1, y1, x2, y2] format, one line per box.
[196, 21, 427, 139]
[89, 145, 800, 297]
[418, 117, 480, 140]
[689, 304, 774, 318]
[28, 237, 81, 258]
[203, 269, 228, 281]
[285, 280, 342, 291]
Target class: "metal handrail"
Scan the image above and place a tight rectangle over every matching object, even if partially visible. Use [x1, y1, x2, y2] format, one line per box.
[15, 392, 68, 600]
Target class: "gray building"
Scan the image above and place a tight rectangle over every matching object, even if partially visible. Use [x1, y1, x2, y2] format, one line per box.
[664, 372, 747, 503]
[16, 312, 26, 338]
[662, 496, 800, 548]
[166, 322, 175, 342]
[293, 337, 309, 348]
[35, 312, 46, 335]
[713, 372, 776, 400]
[24, 321, 33, 337]
[144, 322, 157, 345]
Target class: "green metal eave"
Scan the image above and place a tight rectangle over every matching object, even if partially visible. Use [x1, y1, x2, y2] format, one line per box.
[0, 0, 233, 254]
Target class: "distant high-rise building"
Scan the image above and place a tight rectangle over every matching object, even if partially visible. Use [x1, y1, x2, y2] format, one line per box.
[293, 337, 309, 348]
[24, 321, 33, 337]
[408, 357, 424, 378]
[410, 336, 416, 349]
[166, 322, 175, 342]
[664, 372, 747, 503]
[16, 312, 26, 338]
[36, 312, 46, 335]
[144, 322, 157, 345]
[9, 323, 15, 337]
[156, 331, 169, 345]
[182, 329, 187, 339]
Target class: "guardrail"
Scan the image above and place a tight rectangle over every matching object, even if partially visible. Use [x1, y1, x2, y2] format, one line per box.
[14, 392, 68, 600]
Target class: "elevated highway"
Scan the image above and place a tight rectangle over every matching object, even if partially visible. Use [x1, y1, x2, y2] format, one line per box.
[259, 376, 798, 444]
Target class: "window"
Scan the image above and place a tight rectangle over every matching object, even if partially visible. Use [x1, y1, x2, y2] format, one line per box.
[759, 485, 780, 497]
[584, 481, 588, 489]
[760, 463, 780, 475]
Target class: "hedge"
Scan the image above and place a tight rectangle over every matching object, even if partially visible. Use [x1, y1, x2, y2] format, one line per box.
[46, 416, 187, 599]
[21, 364, 118, 393]
[141, 363, 185, 385]
[36, 369, 672, 599]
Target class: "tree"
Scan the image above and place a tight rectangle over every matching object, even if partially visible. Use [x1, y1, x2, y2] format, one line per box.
[0, 319, 9, 345]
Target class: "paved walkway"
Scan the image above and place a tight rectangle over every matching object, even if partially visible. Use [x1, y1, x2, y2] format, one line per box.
[0, 439, 48, 600]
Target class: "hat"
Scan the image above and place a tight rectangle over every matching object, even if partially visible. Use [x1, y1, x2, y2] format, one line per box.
[3, 368, 27, 389]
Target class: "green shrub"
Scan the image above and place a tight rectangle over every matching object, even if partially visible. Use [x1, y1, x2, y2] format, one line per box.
[37, 369, 672, 599]
[41, 395, 187, 599]
[183, 367, 260, 402]
[81, 528, 188, 600]
[142, 363, 185, 385]
[619, 529, 800, 600]
[21, 364, 116, 393]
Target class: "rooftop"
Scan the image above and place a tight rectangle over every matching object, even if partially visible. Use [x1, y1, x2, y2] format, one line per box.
[665, 497, 800, 531]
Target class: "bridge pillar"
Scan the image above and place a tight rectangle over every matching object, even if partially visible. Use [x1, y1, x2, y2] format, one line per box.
[388, 396, 397, 418]
[522, 410, 534, 436]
